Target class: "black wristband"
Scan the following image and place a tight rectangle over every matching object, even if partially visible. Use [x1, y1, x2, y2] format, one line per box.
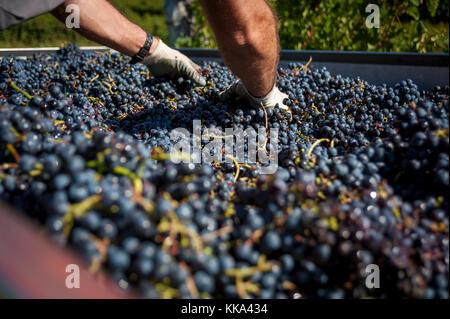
[130, 33, 153, 64]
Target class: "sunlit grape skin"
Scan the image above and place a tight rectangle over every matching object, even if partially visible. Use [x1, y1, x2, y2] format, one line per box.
[0, 45, 448, 299]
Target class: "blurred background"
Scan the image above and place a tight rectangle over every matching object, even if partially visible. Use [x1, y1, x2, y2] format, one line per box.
[0, 0, 448, 53]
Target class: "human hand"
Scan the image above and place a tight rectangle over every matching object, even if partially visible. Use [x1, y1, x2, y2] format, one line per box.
[142, 39, 206, 86]
[219, 80, 288, 110]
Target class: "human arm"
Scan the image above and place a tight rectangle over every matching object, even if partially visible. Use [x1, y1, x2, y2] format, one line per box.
[51, 0, 205, 85]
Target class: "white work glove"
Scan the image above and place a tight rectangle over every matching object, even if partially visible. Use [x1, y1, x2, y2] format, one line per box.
[142, 39, 206, 86]
[219, 80, 289, 110]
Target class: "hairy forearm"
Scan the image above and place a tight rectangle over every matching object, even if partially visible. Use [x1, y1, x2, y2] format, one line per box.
[201, 0, 279, 97]
[51, 0, 158, 57]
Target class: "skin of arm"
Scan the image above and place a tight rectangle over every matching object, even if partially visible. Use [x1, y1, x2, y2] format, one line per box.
[51, 0, 159, 57]
[200, 0, 280, 97]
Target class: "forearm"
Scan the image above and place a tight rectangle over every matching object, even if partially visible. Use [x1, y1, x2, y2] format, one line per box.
[51, 0, 158, 57]
[200, 0, 279, 97]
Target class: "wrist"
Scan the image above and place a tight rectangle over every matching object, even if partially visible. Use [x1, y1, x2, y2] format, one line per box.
[130, 32, 157, 64]
[148, 37, 160, 56]
[244, 79, 276, 99]
[246, 80, 276, 99]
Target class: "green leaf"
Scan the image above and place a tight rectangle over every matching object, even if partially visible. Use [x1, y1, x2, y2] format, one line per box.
[419, 21, 428, 33]
[302, 7, 309, 19]
[406, 6, 420, 20]
[426, 0, 439, 17]
[410, 0, 420, 6]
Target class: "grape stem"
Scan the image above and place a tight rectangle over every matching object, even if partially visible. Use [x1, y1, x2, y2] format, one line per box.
[225, 154, 240, 182]
[299, 56, 313, 75]
[8, 78, 32, 100]
[6, 144, 21, 162]
[307, 138, 330, 161]
[0, 163, 18, 170]
[61, 195, 103, 236]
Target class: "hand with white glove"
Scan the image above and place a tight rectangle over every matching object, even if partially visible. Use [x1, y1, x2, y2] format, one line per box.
[219, 80, 289, 110]
[143, 39, 206, 86]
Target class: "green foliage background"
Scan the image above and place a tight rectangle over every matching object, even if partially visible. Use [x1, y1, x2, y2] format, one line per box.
[0, 0, 169, 48]
[0, 0, 448, 53]
[178, 0, 449, 53]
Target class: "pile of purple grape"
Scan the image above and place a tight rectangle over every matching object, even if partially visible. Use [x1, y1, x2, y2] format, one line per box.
[0, 45, 448, 298]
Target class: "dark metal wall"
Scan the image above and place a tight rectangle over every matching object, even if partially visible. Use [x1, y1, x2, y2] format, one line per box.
[179, 49, 449, 90]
